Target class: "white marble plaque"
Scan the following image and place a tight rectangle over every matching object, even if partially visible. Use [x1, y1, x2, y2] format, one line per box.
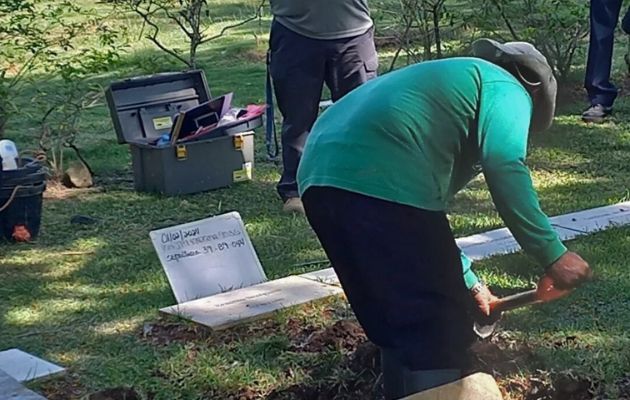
[0, 349, 64, 383]
[160, 276, 343, 330]
[150, 212, 267, 303]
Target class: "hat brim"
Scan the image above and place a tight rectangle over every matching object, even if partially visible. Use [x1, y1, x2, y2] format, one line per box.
[472, 38, 557, 133]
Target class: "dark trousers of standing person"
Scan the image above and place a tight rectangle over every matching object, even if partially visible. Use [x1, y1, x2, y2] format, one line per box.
[585, 0, 623, 108]
[302, 186, 475, 399]
[269, 21, 378, 201]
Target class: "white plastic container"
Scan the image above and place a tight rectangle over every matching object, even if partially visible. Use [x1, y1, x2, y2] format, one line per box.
[0, 140, 19, 171]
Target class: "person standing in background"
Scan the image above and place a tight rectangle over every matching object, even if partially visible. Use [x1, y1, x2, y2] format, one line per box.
[582, 1, 630, 123]
[268, 0, 378, 213]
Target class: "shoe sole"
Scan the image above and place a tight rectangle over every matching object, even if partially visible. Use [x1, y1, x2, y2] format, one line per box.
[582, 115, 610, 124]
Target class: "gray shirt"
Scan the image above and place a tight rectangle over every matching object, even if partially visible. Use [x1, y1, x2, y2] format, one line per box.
[270, 0, 372, 40]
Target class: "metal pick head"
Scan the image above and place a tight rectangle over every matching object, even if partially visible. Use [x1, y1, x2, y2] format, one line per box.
[473, 320, 498, 339]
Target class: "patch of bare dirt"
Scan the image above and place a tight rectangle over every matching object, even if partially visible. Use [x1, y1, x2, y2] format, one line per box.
[43, 180, 103, 200]
[267, 321, 380, 400]
[140, 319, 211, 346]
[291, 320, 367, 353]
[209, 318, 288, 346]
[468, 335, 600, 400]
[40, 373, 87, 400]
[500, 371, 598, 400]
[468, 336, 539, 377]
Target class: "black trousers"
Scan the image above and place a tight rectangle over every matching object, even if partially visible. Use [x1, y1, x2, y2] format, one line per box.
[269, 21, 378, 200]
[303, 187, 474, 371]
[585, 0, 624, 107]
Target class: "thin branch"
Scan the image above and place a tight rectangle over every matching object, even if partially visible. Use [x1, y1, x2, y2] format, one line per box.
[199, 0, 266, 44]
[389, 6, 415, 71]
[490, 0, 520, 41]
[137, 7, 192, 67]
[163, 6, 194, 38]
[129, 1, 192, 67]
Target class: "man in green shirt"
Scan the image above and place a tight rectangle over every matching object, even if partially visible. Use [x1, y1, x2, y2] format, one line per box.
[298, 39, 592, 399]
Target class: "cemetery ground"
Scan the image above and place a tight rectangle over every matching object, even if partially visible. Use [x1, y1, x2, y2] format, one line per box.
[1, 1, 630, 399]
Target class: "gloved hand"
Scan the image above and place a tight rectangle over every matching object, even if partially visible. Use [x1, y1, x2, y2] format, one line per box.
[545, 251, 592, 291]
[470, 281, 499, 317]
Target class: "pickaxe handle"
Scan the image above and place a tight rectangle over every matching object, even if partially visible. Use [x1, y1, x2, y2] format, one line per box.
[489, 289, 540, 315]
[488, 276, 573, 316]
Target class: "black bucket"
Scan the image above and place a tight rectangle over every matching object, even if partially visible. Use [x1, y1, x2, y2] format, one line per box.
[0, 157, 46, 241]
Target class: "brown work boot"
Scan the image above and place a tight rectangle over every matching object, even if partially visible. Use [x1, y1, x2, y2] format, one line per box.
[282, 197, 305, 214]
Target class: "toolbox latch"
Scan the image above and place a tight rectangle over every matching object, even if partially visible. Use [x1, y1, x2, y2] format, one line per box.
[175, 144, 188, 160]
[233, 134, 244, 151]
[233, 162, 252, 182]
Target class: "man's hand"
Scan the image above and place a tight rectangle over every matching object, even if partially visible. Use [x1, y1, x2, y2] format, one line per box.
[471, 282, 499, 317]
[546, 251, 593, 290]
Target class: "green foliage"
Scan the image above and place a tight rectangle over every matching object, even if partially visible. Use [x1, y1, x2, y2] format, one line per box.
[0, 0, 76, 135]
[115, 0, 265, 69]
[35, 82, 103, 178]
[464, 0, 589, 80]
[0, 0, 127, 178]
[379, 0, 588, 80]
[375, 0, 470, 70]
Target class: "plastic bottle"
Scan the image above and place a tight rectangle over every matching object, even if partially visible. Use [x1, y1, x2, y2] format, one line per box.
[0, 140, 19, 171]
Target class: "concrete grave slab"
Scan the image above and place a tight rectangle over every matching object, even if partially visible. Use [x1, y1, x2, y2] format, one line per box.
[457, 201, 630, 260]
[455, 227, 521, 261]
[455, 225, 577, 261]
[161, 276, 343, 330]
[0, 349, 64, 383]
[0, 369, 47, 400]
[299, 268, 340, 286]
[549, 201, 630, 238]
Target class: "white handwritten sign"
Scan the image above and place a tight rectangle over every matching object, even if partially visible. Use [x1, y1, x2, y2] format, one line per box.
[150, 212, 267, 303]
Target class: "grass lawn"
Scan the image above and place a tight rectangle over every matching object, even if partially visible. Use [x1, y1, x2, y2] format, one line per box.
[1, 1, 629, 399]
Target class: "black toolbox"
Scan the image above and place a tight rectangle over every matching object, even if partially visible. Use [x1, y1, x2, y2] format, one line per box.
[105, 70, 261, 195]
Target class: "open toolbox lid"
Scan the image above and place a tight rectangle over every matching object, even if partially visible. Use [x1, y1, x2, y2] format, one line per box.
[105, 70, 211, 145]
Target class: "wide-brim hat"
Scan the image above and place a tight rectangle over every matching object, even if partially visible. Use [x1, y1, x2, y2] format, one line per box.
[472, 38, 557, 133]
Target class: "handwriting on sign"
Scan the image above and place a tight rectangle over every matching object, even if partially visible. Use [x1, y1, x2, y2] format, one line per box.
[162, 227, 245, 263]
[150, 212, 267, 303]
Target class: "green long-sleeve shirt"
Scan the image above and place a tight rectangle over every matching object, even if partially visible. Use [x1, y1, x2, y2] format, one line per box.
[298, 58, 567, 285]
